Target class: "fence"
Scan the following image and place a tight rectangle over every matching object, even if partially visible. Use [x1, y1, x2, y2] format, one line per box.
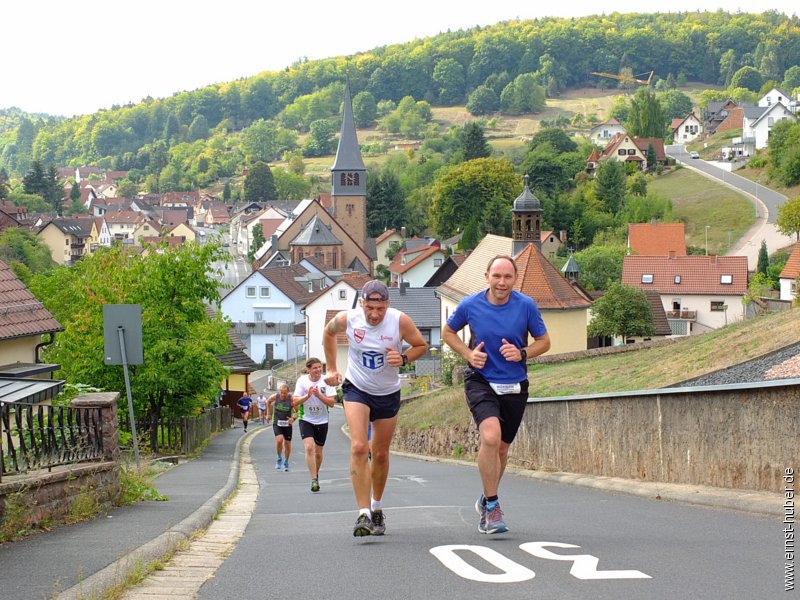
[0, 400, 104, 482]
[118, 405, 232, 456]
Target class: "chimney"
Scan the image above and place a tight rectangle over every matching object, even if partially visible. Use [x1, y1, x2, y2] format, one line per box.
[668, 250, 676, 259]
[400, 281, 409, 295]
[400, 226, 407, 238]
[559, 230, 567, 243]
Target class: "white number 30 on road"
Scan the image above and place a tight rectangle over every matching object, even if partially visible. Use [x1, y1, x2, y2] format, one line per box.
[430, 542, 651, 583]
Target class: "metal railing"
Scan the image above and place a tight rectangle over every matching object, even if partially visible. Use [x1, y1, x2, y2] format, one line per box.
[118, 405, 232, 456]
[0, 401, 104, 481]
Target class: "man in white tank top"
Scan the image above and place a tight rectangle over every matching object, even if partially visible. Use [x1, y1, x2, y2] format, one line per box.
[323, 279, 428, 537]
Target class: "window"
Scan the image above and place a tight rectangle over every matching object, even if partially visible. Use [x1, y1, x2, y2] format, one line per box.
[710, 301, 726, 312]
[245, 286, 256, 298]
[433, 258, 443, 267]
[339, 289, 347, 300]
[627, 148, 636, 155]
[720, 274, 733, 285]
[254, 311, 264, 322]
[618, 149, 626, 156]
[259, 287, 270, 298]
[674, 275, 681, 284]
[641, 274, 654, 284]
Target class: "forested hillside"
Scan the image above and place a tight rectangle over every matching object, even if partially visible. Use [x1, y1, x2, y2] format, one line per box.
[1, 10, 797, 183]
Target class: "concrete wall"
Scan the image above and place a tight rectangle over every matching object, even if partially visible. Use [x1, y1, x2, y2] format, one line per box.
[393, 378, 799, 494]
[512, 379, 800, 493]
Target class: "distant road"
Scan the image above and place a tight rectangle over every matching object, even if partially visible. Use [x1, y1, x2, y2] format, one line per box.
[667, 144, 795, 267]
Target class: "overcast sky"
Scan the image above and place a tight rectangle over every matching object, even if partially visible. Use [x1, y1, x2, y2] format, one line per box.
[2, 1, 796, 117]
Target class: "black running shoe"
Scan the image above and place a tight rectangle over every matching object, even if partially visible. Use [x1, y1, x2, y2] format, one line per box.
[371, 509, 385, 535]
[353, 513, 375, 537]
[311, 479, 320, 493]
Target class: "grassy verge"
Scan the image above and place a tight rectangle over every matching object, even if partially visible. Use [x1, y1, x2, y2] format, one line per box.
[649, 167, 755, 254]
[398, 308, 799, 430]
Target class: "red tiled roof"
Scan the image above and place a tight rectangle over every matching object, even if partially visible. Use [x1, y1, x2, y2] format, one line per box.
[375, 229, 398, 244]
[514, 244, 593, 310]
[628, 223, 686, 256]
[389, 246, 443, 274]
[780, 243, 800, 279]
[0, 260, 63, 340]
[622, 255, 749, 294]
[632, 137, 667, 162]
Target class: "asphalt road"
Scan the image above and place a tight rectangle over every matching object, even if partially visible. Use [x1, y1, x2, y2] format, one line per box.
[198, 408, 780, 600]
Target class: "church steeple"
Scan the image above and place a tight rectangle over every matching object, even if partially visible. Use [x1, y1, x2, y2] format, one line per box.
[511, 174, 542, 257]
[330, 78, 367, 251]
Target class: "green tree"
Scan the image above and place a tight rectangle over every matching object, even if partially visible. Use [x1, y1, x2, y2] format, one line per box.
[528, 128, 577, 154]
[783, 65, 800, 92]
[0, 227, 54, 281]
[659, 89, 693, 122]
[587, 282, 655, 343]
[429, 157, 518, 238]
[187, 115, 210, 141]
[243, 162, 277, 201]
[573, 244, 626, 291]
[70, 181, 81, 203]
[595, 160, 627, 214]
[117, 178, 139, 198]
[222, 181, 232, 201]
[302, 119, 337, 157]
[460, 122, 491, 161]
[29, 244, 230, 423]
[352, 91, 377, 128]
[366, 170, 407, 237]
[432, 58, 466, 105]
[249, 224, 265, 262]
[466, 85, 499, 116]
[241, 119, 297, 163]
[776, 196, 800, 240]
[757, 239, 769, 276]
[730, 66, 763, 92]
[459, 217, 480, 251]
[273, 167, 311, 200]
[627, 87, 665, 138]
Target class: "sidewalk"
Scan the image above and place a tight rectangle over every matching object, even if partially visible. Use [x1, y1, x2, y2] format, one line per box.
[0, 423, 249, 600]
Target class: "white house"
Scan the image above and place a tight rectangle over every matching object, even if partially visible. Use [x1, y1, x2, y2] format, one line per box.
[220, 263, 334, 364]
[388, 244, 446, 288]
[622, 255, 749, 335]
[760, 87, 798, 114]
[671, 113, 703, 143]
[779, 243, 799, 302]
[743, 102, 797, 149]
[302, 278, 361, 371]
[589, 118, 626, 147]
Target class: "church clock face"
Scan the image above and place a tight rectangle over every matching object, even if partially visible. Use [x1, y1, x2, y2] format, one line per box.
[340, 172, 360, 186]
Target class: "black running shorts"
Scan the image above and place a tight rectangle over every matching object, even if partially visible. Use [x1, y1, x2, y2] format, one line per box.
[272, 423, 293, 441]
[299, 420, 329, 446]
[341, 379, 401, 421]
[464, 369, 529, 444]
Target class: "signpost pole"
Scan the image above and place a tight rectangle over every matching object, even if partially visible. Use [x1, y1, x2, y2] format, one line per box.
[117, 326, 140, 465]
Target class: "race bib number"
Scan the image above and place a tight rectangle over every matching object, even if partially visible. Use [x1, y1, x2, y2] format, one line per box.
[308, 405, 323, 415]
[489, 382, 522, 395]
[277, 419, 290, 427]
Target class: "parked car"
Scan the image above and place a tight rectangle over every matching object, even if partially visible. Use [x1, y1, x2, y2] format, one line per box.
[689, 151, 700, 159]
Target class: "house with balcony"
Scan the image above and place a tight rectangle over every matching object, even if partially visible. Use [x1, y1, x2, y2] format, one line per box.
[588, 133, 668, 174]
[220, 263, 335, 364]
[742, 101, 796, 150]
[37, 217, 94, 265]
[621, 255, 749, 335]
[589, 117, 626, 146]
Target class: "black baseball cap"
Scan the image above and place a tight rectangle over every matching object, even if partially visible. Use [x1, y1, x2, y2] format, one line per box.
[362, 279, 389, 301]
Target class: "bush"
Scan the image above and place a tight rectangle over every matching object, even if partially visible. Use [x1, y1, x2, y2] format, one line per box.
[440, 349, 467, 386]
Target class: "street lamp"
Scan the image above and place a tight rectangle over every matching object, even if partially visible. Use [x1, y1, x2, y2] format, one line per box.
[705, 225, 710, 256]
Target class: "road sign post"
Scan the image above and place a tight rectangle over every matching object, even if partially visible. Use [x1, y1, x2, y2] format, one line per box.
[103, 305, 144, 464]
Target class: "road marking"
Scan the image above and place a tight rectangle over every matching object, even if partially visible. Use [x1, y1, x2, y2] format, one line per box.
[430, 545, 536, 583]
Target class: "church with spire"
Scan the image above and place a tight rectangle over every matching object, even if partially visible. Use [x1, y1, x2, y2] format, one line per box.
[251, 80, 372, 274]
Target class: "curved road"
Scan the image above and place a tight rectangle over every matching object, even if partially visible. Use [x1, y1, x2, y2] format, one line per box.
[666, 145, 794, 268]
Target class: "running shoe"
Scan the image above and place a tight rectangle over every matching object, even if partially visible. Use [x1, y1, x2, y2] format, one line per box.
[484, 502, 508, 534]
[311, 479, 320, 493]
[371, 509, 385, 535]
[275, 458, 282, 470]
[353, 513, 375, 537]
[283, 460, 290, 472]
[475, 494, 487, 533]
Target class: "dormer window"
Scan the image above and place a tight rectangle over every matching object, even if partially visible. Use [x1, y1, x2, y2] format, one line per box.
[674, 275, 681, 284]
[642, 274, 654, 284]
[720, 274, 733, 285]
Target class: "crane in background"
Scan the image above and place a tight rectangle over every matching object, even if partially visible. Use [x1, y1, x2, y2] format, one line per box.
[591, 70, 654, 86]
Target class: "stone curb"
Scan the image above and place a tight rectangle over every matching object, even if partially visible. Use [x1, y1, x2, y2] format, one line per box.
[56, 428, 249, 600]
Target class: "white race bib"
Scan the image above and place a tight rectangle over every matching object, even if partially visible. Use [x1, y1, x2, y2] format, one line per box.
[277, 419, 290, 427]
[489, 382, 522, 395]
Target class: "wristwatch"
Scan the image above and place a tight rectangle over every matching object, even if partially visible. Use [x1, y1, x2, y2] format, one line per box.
[519, 348, 527, 364]
[401, 353, 409, 366]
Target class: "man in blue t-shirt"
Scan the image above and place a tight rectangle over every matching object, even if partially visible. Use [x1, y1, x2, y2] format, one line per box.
[237, 392, 254, 432]
[443, 254, 550, 535]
